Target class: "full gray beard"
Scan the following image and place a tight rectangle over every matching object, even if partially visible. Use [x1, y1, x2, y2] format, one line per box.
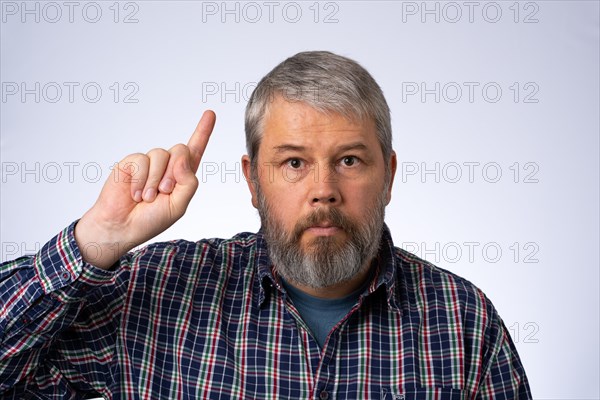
[257, 189, 387, 289]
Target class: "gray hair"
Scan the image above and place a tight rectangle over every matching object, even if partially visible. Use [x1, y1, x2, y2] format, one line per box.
[245, 51, 392, 174]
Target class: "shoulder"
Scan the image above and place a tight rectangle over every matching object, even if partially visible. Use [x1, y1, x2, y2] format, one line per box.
[393, 246, 499, 327]
[128, 232, 260, 274]
[389, 248, 531, 394]
[392, 246, 514, 366]
[140, 231, 258, 254]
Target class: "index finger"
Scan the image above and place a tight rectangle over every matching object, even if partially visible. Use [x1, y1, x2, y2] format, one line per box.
[187, 110, 216, 173]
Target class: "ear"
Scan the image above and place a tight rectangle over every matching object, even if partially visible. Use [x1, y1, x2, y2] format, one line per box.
[242, 155, 259, 208]
[385, 150, 397, 205]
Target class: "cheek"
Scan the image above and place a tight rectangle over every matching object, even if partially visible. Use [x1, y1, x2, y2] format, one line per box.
[261, 167, 308, 201]
[259, 181, 304, 226]
[341, 180, 385, 210]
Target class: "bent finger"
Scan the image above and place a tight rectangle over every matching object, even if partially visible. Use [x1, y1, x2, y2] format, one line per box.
[142, 148, 171, 202]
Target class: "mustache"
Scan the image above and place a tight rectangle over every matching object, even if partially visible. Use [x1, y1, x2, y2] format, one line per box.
[290, 208, 355, 241]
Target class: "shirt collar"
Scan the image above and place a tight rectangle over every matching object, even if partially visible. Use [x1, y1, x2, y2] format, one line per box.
[254, 223, 402, 314]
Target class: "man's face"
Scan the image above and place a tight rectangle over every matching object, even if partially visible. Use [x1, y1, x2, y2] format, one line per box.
[242, 97, 396, 294]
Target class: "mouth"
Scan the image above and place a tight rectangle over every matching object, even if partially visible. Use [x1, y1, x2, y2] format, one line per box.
[305, 221, 342, 236]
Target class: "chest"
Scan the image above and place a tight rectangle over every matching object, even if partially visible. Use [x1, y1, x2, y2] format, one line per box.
[114, 281, 474, 399]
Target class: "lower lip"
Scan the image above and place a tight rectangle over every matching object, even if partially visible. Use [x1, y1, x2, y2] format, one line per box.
[306, 226, 341, 236]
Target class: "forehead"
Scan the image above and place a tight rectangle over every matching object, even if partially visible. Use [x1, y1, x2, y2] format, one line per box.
[260, 97, 377, 148]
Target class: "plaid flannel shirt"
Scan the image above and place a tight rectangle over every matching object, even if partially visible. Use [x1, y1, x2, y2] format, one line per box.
[0, 221, 531, 399]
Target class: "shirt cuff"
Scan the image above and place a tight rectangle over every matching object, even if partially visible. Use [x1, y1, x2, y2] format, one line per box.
[33, 220, 117, 298]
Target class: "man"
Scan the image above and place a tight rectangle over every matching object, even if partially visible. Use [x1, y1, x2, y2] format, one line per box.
[0, 51, 531, 399]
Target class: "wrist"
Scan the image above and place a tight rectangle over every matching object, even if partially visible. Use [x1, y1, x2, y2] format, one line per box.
[74, 213, 135, 270]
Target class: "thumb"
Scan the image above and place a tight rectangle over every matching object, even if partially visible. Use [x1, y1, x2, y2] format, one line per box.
[170, 153, 199, 215]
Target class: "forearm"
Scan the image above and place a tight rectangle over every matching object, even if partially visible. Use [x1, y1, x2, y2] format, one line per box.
[0, 221, 120, 394]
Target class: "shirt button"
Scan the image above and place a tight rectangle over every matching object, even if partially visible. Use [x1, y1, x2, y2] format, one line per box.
[319, 391, 329, 400]
[61, 272, 70, 281]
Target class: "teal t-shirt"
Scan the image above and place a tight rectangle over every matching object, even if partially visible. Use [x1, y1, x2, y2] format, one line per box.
[281, 278, 368, 348]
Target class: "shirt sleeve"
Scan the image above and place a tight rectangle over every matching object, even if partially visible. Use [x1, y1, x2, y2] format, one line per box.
[0, 220, 124, 398]
[476, 312, 533, 399]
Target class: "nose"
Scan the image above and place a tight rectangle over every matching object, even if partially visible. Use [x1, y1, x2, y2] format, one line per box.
[309, 164, 340, 206]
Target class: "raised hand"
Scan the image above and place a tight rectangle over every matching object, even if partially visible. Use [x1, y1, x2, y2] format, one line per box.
[74, 110, 216, 269]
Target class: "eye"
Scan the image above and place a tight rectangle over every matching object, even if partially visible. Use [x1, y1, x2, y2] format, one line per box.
[286, 158, 303, 169]
[341, 156, 359, 167]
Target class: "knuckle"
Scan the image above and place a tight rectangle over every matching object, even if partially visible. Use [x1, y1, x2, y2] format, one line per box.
[170, 143, 189, 154]
[147, 147, 169, 158]
[122, 152, 147, 164]
[118, 154, 148, 180]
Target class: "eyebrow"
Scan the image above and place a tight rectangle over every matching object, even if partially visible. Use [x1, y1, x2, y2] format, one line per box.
[337, 143, 369, 153]
[273, 144, 306, 154]
[272, 142, 369, 154]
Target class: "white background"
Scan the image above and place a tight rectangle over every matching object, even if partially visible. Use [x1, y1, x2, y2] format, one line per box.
[1, 1, 599, 398]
